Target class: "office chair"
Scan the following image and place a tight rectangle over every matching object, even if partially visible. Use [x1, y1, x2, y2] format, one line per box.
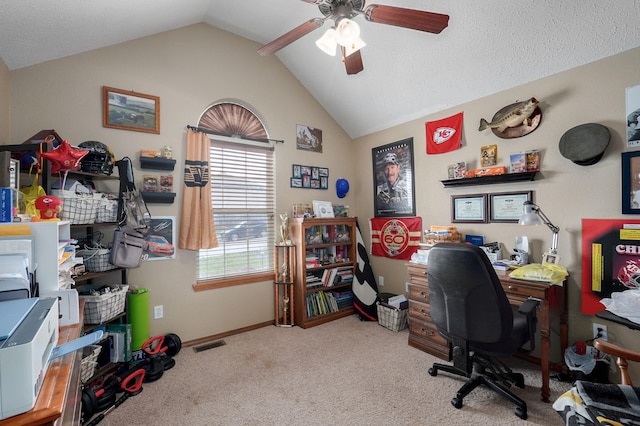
[426, 242, 539, 420]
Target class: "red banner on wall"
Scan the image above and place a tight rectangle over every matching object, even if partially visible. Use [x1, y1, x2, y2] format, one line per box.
[369, 217, 422, 260]
[425, 112, 463, 154]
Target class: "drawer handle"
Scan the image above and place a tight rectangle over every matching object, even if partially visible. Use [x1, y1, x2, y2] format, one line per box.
[420, 291, 427, 298]
[420, 308, 428, 316]
[421, 328, 434, 337]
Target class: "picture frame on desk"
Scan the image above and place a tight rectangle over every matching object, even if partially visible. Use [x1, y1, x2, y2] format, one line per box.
[542, 252, 560, 265]
[451, 193, 487, 223]
[489, 191, 533, 223]
[621, 151, 640, 213]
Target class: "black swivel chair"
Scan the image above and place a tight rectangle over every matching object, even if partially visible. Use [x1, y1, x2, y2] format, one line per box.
[426, 242, 539, 420]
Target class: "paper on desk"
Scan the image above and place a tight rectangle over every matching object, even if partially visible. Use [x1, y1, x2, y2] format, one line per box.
[600, 290, 640, 325]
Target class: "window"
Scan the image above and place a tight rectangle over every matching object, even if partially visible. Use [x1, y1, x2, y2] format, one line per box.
[195, 101, 275, 289]
[197, 137, 275, 287]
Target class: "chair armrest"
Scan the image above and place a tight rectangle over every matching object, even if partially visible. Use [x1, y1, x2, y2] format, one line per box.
[518, 298, 540, 316]
[594, 339, 640, 363]
[594, 338, 640, 385]
[518, 298, 540, 353]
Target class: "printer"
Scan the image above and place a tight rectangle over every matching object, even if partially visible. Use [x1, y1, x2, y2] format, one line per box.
[0, 297, 58, 420]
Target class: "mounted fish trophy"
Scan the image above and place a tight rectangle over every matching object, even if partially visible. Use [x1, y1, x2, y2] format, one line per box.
[479, 97, 542, 139]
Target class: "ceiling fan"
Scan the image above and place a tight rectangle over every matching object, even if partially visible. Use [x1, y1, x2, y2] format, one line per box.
[257, 0, 449, 75]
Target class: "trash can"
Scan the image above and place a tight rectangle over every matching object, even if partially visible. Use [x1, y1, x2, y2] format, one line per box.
[564, 342, 610, 383]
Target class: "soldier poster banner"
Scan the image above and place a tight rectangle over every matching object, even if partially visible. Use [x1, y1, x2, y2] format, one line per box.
[425, 112, 463, 154]
[369, 217, 422, 260]
[372, 138, 415, 217]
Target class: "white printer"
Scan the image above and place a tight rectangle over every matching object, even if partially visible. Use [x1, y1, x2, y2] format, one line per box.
[0, 297, 59, 420]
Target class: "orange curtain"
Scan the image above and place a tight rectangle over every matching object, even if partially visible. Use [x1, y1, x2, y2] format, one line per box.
[178, 129, 218, 250]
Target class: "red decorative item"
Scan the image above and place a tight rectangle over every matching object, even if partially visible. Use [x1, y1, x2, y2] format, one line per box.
[40, 140, 89, 174]
[34, 195, 63, 220]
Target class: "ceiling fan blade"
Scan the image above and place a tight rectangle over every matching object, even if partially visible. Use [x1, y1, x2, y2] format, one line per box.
[363, 5, 449, 34]
[342, 47, 364, 75]
[258, 18, 324, 56]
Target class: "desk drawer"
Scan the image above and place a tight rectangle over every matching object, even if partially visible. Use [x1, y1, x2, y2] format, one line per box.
[408, 299, 432, 321]
[407, 264, 428, 285]
[408, 283, 429, 303]
[408, 317, 447, 345]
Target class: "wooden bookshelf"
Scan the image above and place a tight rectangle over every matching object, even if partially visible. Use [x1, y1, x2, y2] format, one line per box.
[290, 217, 356, 329]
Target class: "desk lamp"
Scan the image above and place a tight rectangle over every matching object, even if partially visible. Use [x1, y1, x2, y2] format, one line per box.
[519, 201, 560, 254]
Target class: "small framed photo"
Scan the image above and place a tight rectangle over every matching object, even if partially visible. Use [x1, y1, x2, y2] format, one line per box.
[542, 252, 560, 265]
[313, 200, 334, 218]
[292, 164, 302, 178]
[102, 86, 160, 134]
[143, 175, 158, 192]
[159, 175, 173, 192]
[489, 191, 533, 223]
[290, 178, 302, 188]
[451, 194, 487, 223]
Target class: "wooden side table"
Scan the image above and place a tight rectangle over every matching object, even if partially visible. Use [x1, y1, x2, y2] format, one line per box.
[274, 244, 295, 327]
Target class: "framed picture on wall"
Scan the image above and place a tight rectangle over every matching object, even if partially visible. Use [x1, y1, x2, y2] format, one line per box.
[451, 194, 487, 223]
[102, 86, 160, 134]
[622, 151, 640, 214]
[489, 191, 533, 223]
[143, 216, 176, 261]
[372, 138, 416, 217]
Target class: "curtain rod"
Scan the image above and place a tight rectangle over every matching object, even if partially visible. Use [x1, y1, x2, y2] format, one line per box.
[186, 125, 284, 144]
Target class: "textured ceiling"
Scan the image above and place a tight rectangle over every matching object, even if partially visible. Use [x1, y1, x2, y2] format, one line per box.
[1, 0, 639, 138]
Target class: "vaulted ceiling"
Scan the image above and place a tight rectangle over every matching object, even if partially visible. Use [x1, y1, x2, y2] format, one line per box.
[1, 0, 639, 138]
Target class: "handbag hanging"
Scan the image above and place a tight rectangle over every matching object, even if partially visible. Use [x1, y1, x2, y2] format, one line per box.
[115, 157, 151, 232]
[109, 225, 145, 268]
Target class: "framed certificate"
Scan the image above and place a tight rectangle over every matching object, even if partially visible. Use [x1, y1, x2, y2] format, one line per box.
[489, 191, 533, 223]
[451, 194, 487, 223]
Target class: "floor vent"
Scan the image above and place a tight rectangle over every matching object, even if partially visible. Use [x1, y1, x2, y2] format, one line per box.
[193, 340, 226, 353]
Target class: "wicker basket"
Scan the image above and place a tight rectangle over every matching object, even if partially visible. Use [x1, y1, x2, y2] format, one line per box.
[80, 345, 102, 383]
[377, 302, 408, 332]
[95, 193, 119, 223]
[79, 284, 129, 324]
[52, 189, 99, 224]
[77, 247, 117, 272]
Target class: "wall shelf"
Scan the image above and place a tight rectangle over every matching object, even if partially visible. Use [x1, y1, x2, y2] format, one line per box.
[441, 171, 537, 187]
[142, 191, 175, 203]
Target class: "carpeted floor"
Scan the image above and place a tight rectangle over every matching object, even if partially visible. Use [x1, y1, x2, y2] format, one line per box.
[96, 315, 568, 425]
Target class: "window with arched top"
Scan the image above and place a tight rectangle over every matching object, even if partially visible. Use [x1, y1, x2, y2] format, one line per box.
[196, 101, 275, 290]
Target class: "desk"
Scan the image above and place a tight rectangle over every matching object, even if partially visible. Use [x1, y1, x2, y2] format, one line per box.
[406, 263, 568, 403]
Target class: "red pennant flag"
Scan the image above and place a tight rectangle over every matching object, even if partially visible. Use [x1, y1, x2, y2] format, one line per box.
[426, 112, 463, 154]
[369, 217, 422, 260]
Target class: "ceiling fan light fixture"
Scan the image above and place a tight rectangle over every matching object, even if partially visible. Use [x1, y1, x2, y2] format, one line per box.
[335, 18, 360, 47]
[344, 37, 366, 57]
[315, 28, 337, 56]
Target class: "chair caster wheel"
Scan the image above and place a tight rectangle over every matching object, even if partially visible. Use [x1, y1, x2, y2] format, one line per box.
[515, 407, 527, 420]
[428, 368, 437, 376]
[451, 397, 463, 409]
[513, 373, 525, 388]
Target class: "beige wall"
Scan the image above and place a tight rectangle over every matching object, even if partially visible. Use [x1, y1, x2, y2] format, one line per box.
[8, 23, 356, 342]
[4, 23, 639, 382]
[0, 59, 10, 143]
[352, 46, 640, 382]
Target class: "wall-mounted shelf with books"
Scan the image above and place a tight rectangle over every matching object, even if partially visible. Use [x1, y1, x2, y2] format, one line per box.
[441, 171, 538, 187]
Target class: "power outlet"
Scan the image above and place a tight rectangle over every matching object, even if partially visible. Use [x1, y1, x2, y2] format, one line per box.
[378, 275, 384, 286]
[154, 305, 164, 319]
[592, 323, 608, 341]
